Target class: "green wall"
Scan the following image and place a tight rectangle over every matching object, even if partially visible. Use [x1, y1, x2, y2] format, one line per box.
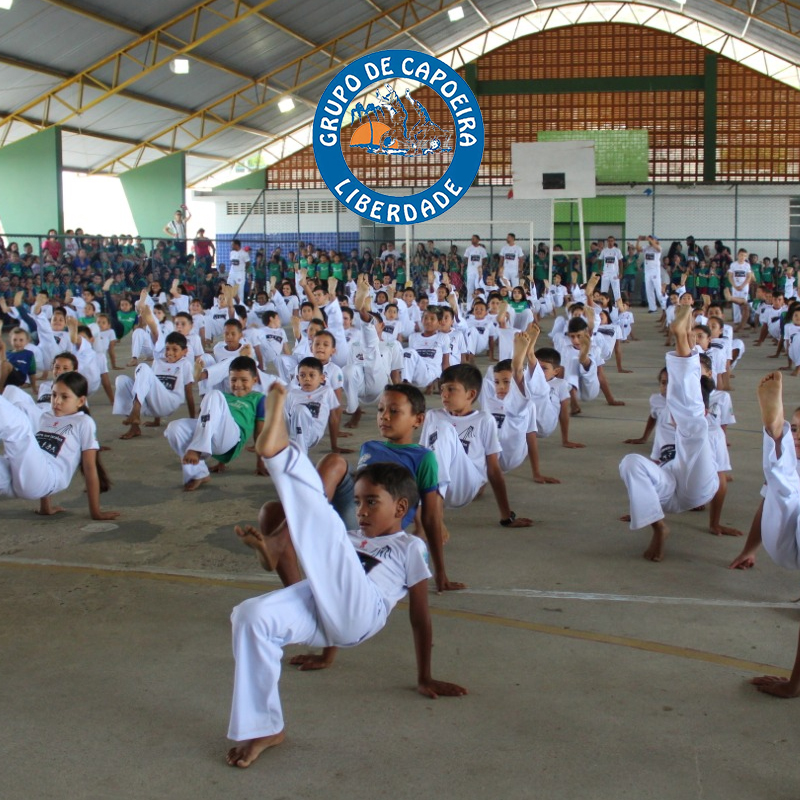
[554, 197, 626, 250]
[119, 153, 186, 238]
[215, 169, 266, 191]
[0, 127, 63, 235]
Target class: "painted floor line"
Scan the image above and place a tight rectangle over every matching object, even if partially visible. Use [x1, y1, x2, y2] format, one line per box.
[0, 556, 791, 678]
[463, 588, 800, 609]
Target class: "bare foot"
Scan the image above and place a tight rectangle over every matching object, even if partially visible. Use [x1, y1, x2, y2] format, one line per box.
[709, 525, 744, 537]
[617, 368, 633, 374]
[120, 424, 141, 439]
[126, 357, 139, 368]
[289, 647, 338, 671]
[182, 449, 201, 465]
[143, 420, 161, 428]
[643, 520, 669, 562]
[607, 399, 626, 406]
[344, 408, 362, 429]
[619, 514, 631, 522]
[234, 523, 288, 572]
[749, 677, 800, 699]
[226, 731, 285, 768]
[209, 462, 227, 474]
[183, 476, 211, 492]
[757, 371, 784, 440]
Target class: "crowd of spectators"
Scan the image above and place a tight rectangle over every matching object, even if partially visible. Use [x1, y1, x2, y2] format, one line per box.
[0, 229, 796, 312]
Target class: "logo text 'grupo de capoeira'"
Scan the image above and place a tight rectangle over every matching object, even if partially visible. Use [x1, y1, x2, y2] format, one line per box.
[313, 50, 484, 226]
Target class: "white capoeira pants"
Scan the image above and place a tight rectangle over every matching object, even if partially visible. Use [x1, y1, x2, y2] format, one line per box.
[130, 328, 155, 360]
[466, 270, 481, 301]
[113, 364, 182, 419]
[227, 273, 246, 304]
[402, 350, 440, 388]
[0, 394, 62, 499]
[619, 352, 719, 529]
[731, 291, 749, 325]
[342, 362, 390, 414]
[512, 308, 534, 331]
[601, 274, 621, 302]
[424, 417, 485, 508]
[228, 444, 386, 741]
[525, 364, 559, 439]
[761, 423, 800, 571]
[562, 353, 600, 402]
[164, 390, 240, 483]
[286, 405, 325, 454]
[2, 385, 45, 426]
[731, 338, 745, 370]
[644, 270, 662, 312]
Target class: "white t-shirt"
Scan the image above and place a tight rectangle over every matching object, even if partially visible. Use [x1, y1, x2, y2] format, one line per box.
[213, 341, 245, 363]
[407, 331, 449, 366]
[34, 411, 99, 492]
[464, 245, 488, 274]
[285, 383, 340, 426]
[93, 328, 117, 355]
[600, 247, 623, 276]
[420, 408, 501, 480]
[728, 262, 751, 292]
[151, 355, 194, 397]
[481, 376, 537, 439]
[346, 529, 431, 616]
[228, 248, 251, 279]
[260, 327, 289, 360]
[642, 246, 661, 273]
[499, 244, 524, 278]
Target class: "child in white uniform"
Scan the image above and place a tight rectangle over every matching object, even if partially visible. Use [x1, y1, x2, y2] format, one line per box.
[618, 306, 720, 562]
[164, 356, 265, 491]
[0, 371, 118, 520]
[225, 383, 466, 769]
[419, 363, 533, 527]
[114, 331, 195, 439]
[284, 357, 339, 454]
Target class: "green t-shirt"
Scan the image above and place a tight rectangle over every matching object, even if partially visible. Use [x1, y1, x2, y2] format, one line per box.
[118, 309, 137, 336]
[216, 392, 266, 464]
[395, 265, 406, 285]
[317, 263, 330, 281]
[623, 257, 638, 276]
[509, 299, 529, 313]
[331, 262, 344, 280]
[762, 265, 775, 283]
[533, 257, 548, 280]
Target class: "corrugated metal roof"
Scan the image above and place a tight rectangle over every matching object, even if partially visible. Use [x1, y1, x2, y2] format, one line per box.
[0, 0, 797, 186]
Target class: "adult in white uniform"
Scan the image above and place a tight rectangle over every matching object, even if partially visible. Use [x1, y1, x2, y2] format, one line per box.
[463, 234, 487, 302]
[599, 235, 623, 301]
[638, 235, 663, 313]
[499, 233, 524, 288]
[227, 239, 251, 304]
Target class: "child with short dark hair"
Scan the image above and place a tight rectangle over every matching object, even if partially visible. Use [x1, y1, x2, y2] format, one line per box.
[419, 363, 533, 527]
[164, 355, 265, 491]
[225, 383, 466, 768]
[283, 356, 339, 453]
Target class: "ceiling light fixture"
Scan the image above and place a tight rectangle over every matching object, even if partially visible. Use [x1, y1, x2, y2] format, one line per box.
[278, 97, 295, 113]
[448, 6, 465, 21]
[169, 58, 190, 75]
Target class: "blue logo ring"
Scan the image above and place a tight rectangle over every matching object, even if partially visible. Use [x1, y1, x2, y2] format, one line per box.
[313, 49, 484, 225]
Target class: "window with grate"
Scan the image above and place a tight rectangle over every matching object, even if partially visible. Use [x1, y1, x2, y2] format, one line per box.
[265, 22, 797, 188]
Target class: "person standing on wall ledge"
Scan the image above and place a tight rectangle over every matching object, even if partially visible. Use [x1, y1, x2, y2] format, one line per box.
[164, 205, 191, 263]
[193, 228, 215, 272]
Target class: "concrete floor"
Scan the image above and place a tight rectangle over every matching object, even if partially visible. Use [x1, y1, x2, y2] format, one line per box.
[2, 311, 800, 800]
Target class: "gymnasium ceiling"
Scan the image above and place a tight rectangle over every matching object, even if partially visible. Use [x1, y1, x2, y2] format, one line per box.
[0, 0, 798, 188]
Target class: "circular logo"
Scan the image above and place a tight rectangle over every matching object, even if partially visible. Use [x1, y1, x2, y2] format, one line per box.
[313, 50, 484, 225]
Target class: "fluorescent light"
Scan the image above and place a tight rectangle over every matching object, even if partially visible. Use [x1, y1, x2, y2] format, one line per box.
[0, 0, 14, 9]
[278, 97, 295, 113]
[448, 6, 465, 21]
[170, 58, 190, 74]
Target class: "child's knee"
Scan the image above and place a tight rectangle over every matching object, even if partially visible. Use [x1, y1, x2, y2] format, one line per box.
[316, 452, 348, 484]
